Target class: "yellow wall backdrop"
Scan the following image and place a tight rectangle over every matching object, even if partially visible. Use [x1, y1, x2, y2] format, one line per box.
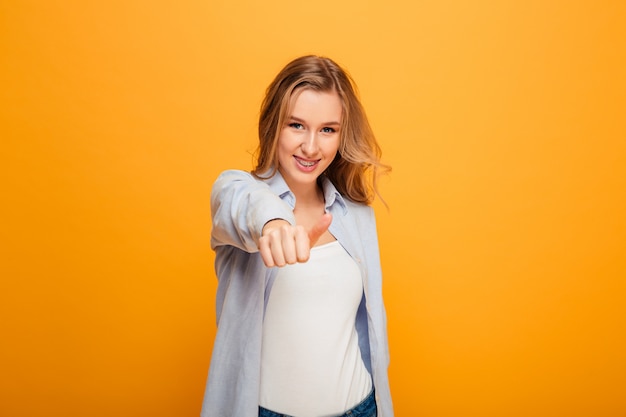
[1, 1, 624, 416]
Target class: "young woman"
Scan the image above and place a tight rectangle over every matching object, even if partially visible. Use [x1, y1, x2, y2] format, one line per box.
[201, 55, 393, 417]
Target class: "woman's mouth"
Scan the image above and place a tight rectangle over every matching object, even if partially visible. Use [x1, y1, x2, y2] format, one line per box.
[294, 156, 318, 168]
[293, 156, 320, 172]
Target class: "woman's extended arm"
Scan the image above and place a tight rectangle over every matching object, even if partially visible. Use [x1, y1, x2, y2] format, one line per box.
[211, 170, 332, 266]
[210, 170, 295, 252]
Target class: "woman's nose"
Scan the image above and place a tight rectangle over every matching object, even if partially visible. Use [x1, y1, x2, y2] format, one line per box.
[300, 132, 319, 155]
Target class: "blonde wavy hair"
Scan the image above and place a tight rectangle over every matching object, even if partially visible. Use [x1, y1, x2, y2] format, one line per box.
[252, 55, 390, 205]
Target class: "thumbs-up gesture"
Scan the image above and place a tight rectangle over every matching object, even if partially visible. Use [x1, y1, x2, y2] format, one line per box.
[259, 213, 332, 268]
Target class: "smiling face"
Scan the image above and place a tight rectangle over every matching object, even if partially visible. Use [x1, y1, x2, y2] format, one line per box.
[277, 88, 342, 196]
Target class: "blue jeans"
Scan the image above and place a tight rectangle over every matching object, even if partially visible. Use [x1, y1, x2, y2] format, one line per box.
[258, 389, 377, 417]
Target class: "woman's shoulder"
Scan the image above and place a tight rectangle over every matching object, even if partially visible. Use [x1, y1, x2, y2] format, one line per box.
[211, 170, 267, 198]
[212, 169, 292, 200]
[215, 169, 255, 181]
[213, 169, 273, 188]
[215, 169, 281, 184]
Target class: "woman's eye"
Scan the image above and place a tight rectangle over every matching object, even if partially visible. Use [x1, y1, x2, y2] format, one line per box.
[321, 127, 336, 133]
[289, 123, 304, 129]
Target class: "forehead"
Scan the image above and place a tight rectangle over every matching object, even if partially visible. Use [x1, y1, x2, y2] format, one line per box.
[287, 88, 343, 122]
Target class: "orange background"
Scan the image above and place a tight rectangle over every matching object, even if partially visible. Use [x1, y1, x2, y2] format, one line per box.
[1, 1, 625, 416]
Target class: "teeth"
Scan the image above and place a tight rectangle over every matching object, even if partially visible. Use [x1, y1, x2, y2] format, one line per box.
[297, 158, 316, 167]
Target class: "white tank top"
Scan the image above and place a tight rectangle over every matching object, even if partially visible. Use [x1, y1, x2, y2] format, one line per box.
[259, 240, 372, 417]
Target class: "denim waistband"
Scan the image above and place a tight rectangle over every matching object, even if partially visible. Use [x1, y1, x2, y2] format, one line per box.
[258, 389, 376, 417]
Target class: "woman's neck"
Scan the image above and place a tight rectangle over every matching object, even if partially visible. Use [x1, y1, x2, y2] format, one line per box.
[291, 182, 324, 209]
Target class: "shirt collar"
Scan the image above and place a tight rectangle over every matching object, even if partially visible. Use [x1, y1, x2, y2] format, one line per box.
[319, 175, 348, 215]
[261, 168, 348, 216]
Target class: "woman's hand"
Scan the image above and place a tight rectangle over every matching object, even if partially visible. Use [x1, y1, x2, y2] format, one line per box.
[258, 213, 332, 267]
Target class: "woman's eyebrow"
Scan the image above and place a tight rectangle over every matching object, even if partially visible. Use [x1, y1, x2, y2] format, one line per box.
[288, 115, 341, 126]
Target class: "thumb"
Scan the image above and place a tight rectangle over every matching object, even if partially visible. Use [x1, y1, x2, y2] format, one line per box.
[308, 213, 332, 247]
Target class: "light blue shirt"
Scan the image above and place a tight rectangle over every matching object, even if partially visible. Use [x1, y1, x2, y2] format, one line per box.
[201, 169, 393, 417]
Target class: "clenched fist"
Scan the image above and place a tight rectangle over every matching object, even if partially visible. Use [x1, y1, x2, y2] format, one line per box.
[258, 213, 332, 267]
